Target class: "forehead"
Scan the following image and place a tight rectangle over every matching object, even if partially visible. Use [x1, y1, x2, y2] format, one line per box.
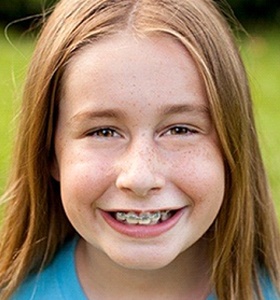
[63, 33, 204, 89]
[60, 32, 209, 117]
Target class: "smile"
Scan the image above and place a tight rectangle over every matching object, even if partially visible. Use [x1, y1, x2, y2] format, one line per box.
[101, 207, 187, 238]
[114, 210, 172, 226]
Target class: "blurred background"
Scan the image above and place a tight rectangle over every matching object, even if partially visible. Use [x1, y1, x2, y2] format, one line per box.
[0, 0, 279, 30]
[0, 0, 279, 216]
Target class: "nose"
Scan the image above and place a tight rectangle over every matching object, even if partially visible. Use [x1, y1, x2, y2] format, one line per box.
[115, 142, 165, 197]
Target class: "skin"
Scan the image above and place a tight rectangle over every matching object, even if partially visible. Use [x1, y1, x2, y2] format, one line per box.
[52, 32, 225, 299]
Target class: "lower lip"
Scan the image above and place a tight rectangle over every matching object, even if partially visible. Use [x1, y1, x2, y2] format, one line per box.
[100, 208, 186, 239]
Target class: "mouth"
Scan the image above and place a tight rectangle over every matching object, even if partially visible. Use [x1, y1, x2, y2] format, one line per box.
[101, 207, 187, 238]
[111, 210, 175, 226]
[112, 210, 175, 226]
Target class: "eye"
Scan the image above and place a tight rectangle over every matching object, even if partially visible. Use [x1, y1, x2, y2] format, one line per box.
[88, 127, 120, 138]
[164, 125, 198, 136]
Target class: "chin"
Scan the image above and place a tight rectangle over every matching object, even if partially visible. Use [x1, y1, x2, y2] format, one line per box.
[106, 246, 182, 271]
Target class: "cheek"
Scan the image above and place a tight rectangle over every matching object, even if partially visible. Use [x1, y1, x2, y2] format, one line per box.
[59, 153, 115, 207]
[169, 146, 225, 206]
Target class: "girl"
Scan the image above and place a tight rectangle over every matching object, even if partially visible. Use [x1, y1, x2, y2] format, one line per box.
[1, 0, 280, 299]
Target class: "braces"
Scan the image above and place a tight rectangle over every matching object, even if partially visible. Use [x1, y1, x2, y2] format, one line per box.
[115, 210, 171, 225]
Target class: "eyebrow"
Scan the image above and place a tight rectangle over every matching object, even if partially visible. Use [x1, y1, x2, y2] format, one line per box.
[162, 104, 210, 117]
[69, 103, 210, 125]
[69, 108, 126, 125]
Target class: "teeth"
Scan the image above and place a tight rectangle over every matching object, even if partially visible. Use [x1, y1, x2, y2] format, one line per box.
[161, 211, 171, 221]
[150, 212, 161, 224]
[126, 212, 139, 225]
[138, 213, 152, 225]
[116, 212, 126, 221]
[115, 210, 172, 225]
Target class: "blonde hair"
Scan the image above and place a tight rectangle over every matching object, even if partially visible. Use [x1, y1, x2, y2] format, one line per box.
[1, 0, 279, 299]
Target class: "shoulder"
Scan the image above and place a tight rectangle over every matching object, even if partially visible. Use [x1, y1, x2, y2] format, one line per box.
[259, 272, 280, 299]
[207, 272, 279, 300]
[11, 238, 87, 300]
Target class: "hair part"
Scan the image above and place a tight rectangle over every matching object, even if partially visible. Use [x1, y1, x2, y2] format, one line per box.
[0, 0, 279, 299]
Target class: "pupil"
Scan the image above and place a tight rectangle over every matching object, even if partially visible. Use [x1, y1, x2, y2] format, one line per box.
[172, 127, 187, 135]
[100, 129, 113, 137]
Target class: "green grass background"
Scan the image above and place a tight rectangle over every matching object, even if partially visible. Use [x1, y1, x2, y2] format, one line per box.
[0, 30, 34, 194]
[241, 28, 280, 216]
[0, 28, 279, 217]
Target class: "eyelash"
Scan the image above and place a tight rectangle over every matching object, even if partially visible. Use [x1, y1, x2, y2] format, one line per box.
[163, 125, 198, 136]
[87, 125, 198, 139]
[87, 128, 120, 138]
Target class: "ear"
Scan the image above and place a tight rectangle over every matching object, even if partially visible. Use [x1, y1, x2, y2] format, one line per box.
[50, 156, 60, 182]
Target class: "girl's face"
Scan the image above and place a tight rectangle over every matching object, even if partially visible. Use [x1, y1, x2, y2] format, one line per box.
[53, 33, 225, 270]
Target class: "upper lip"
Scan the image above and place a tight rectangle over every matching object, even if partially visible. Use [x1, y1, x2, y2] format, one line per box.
[100, 206, 188, 213]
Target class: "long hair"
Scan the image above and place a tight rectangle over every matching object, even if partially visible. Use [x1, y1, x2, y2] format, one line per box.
[1, 0, 279, 299]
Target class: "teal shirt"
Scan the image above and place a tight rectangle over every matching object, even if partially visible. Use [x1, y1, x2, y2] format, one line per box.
[11, 238, 86, 300]
[11, 238, 279, 299]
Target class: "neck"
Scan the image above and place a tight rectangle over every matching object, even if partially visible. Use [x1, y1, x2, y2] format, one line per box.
[76, 238, 212, 300]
